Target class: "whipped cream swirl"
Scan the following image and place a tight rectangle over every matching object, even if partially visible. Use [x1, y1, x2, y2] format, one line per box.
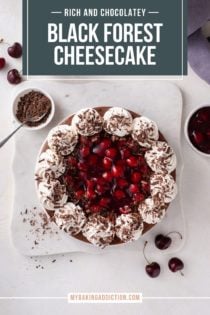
[82, 214, 115, 248]
[115, 212, 144, 243]
[132, 116, 159, 148]
[48, 125, 78, 156]
[54, 202, 86, 235]
[103, 107, 133, 137]
[38, 180, 68, 211]
[145, 141, 177, 173]
[72, 108, 103, 136]
[138, 197, 166, 224]
[150, 173, 177, 203]
[35, 149, 65, 180]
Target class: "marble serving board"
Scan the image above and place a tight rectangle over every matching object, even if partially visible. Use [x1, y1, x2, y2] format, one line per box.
[11, 80, 185, 256]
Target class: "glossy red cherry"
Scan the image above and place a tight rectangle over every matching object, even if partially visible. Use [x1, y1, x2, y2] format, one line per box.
[80, 146, 90, 158]
[196, 109, 210, 122]
[86, 179, 96, 189]
[117, 178, 129, 189]
[111, 165, 124, 177]
[95, 184, 104, 194]
[102, 171, 113, 182]
[86, 188, 96, 199]
[155, 234, 172, 250]
[75, 190, 84, 199]
[143, 241, 161, 278]
[0, 57, 6, 69]
[99, 197, 111, 207]
[168, 257, 184, 274]
[120, 148, 131, 159]
[105, 147, 118, 159]
[128, 184, 139, 194]
[155, 231, 182, 250]
[88, 154, 98, 165]
[126, 156, 138, 167]
[7, 69, 21, 84]
[77, 161, 88, 171]
[100, 138, 111, 149]
[145, 262, 161, 278]
[192, 130, 204, 145]
[79, 171, 87, 181]
[103, 157, 112, 169]
[131, 172, 142, 183]
[188, 107, 210, 154]
[113, 189, 125, 199]
[8, 42, 22, 58]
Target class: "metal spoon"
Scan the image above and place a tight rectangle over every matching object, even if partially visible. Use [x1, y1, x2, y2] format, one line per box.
[0, 112, 49, 148]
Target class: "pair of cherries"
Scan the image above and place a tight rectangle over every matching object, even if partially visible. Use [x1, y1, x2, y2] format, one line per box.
[143, 232, 184, 278]
[0, 40, 22, 84]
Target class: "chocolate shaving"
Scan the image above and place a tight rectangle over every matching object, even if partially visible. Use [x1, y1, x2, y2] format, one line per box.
[16, 90, 51, 127]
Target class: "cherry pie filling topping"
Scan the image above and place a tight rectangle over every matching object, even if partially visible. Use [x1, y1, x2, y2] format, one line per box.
[60, 130, 152, 216]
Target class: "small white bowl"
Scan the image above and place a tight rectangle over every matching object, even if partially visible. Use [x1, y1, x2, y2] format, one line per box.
[184, 105, 210, 157]
[12, 87, 55, 130]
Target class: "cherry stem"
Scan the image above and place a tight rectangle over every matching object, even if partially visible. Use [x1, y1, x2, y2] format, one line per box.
[166, 231, 183, 240]
[143, 241, 151, 265]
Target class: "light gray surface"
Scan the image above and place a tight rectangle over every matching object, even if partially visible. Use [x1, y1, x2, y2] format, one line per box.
[1, 0, 210, 314]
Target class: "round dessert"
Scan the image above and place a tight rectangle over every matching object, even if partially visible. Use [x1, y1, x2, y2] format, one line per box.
[35, 107, 177, 248]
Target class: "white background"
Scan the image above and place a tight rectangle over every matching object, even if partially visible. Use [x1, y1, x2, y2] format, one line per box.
[1, 0, 210, 314]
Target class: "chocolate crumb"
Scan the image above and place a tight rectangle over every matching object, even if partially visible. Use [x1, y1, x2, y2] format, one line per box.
[52, 259, 56, 263]
[20, 206, 62, 249]
[30, 220, 36, 226]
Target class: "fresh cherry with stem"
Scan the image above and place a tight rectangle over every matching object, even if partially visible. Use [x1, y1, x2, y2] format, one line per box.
[0, 39, 22, 58]
[168, 257, 184, 276]
[143, 241, 160, 278]
[155, 231, 183, 250]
